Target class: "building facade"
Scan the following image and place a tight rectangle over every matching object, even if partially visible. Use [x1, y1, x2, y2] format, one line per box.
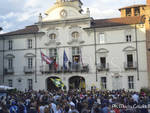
[0, 0, 150, 91]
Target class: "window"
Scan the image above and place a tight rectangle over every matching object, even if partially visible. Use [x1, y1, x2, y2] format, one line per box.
[127, 54, 133, 67]
[101, 77, 107, 89]
[28, 57, 33, 68]
[27, 79, 33, 90]
[49, 48, 57, 58]
[100, 57, 106, 68]
[72, 47, 80, 63]
[8, 80, 13, 87]
[99, 33, 105, 44]
[8, 58, 13, 69]
[128, 76, 134, 89]
[126, 35, 132, 42]
[8, 40, 13, 50]
[28, 39, 32, 49]
[134, 7, 140, 16]
[49, 33, 56, 40]
[72, 32, 79, 39]
[72, 47, 80, 55]
[126, 8, 131, 16]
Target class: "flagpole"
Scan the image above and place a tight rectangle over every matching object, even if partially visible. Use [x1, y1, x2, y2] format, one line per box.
[34, 33, 37, 83]
[63, 49, 65, 74]
[2, 37, 5, 83]
[40, 49, 44, 74]
[57, 48, 59, 72]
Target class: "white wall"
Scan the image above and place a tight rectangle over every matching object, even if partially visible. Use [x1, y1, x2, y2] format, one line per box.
[0, 19, 148, 91]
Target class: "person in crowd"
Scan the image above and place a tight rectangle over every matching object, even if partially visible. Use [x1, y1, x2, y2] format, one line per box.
[0, 89, 149, 113]
[9, 101, 18, 113]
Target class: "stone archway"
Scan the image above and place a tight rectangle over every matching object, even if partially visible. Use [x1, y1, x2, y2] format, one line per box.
[69, 76, 86, 90]
[46, 76, 61, 91]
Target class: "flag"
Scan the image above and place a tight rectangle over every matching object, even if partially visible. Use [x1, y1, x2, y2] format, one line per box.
[41, 52, 53, 64]
[63, 50, 68, 69]
[50, 78, 64, 87]
[80, 49, 84, 66]
[54, 61, 58, 69]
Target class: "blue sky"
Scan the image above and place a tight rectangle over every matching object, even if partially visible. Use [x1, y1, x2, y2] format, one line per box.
[0, 0, 146, 33]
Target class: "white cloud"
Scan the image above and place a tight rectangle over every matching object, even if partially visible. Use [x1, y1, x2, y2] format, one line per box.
[0, 12, 16, 19]
[1, 21, 13, 30]
[0, 0, 146, 32]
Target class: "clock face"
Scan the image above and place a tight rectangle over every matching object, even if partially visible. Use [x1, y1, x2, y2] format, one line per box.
[60, 9, 67, 18]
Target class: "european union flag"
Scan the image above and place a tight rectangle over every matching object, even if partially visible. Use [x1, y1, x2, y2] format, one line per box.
[63, 50, 68, 69]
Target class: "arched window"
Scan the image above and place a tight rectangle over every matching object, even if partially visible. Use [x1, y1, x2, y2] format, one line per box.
[72, 32, 79, 39]
[49, 33, 56, 40]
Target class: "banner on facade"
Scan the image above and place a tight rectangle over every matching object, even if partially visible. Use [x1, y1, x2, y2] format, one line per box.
[50, 78, 64, 87]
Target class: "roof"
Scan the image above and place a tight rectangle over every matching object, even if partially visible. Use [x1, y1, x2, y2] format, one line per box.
[119, 4, 146, 10]
[0, 25, 41, 36]
[90, 16, 143, 28]
[0, 16, 144, 36]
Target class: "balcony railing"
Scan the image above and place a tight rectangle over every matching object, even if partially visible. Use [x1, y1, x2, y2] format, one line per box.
[40, 65, 59, 73]
[40, 63, 89, 73]
[124, 62, 137, 70]
[69, 63, 89, 73]
[4, 68, 14, 74]
[97, 63, 109, 71]
[24, 66, 34, 74]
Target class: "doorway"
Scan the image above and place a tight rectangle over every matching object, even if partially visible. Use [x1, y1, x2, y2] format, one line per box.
[46, 76, 61, 91]
[69, 76, 85, 90]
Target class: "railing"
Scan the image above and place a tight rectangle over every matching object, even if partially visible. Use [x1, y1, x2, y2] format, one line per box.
[4, 68, 14, 74]
[40, 63, 89, 73]
[40, 65, 59, 73]
[97, 63, 109, 71]
[24, 66, 34, 74]
[124, 62, 137, 70]
[69, 63, 89, 73]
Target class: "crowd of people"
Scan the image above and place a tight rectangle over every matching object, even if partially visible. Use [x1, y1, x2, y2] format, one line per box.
[0, 89, 150, 113]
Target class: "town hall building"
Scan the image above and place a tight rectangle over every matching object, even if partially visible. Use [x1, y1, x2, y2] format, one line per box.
[0, 0, 150, 91]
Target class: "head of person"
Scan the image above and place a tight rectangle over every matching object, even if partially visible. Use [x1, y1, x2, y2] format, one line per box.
[70, 103, 75, 110]
[64, 105, 69, 112]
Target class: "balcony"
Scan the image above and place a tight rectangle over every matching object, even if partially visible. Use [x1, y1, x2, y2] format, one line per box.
[40, 63, 89, 73]
[24, 66, 35, 74]
[4, 68, 14, 74]
[40, 65, 61, 73]
[70, 63, 89, 73]
[124, 62, 137, 70]
[97, 63, 109, 71]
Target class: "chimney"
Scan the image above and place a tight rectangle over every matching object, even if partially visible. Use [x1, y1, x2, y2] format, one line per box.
[147, 0, 150, 5]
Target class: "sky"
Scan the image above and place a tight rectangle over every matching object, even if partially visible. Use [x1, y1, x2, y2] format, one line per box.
[0, 0, 146, 33]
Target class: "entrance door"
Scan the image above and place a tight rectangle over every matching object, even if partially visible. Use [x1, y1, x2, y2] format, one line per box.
[46, 77, 60, 91]
[69, 76, 85, 90]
